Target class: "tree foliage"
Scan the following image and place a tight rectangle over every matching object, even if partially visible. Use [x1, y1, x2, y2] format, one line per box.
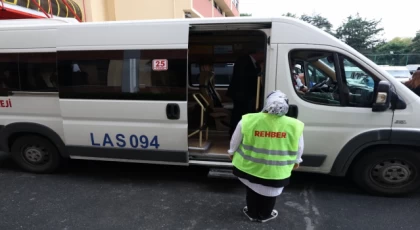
[335, 13, 384, 52]
[376, 37, 412, 53]
[410, 30, 420, 53]
[282, 12, 333, 33]
[282, 12, 297, 18]
[300, 14, 333, 33]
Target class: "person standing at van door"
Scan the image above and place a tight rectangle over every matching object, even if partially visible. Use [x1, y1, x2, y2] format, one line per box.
[227, 48, 265, 137]
[228, 90, 304, 223]
[405, 71, 420, 96]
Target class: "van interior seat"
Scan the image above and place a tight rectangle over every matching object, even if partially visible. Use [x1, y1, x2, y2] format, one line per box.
[198, 69, 230, 131]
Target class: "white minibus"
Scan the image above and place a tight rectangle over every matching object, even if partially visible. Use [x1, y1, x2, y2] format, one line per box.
[0, 17, 419, 196]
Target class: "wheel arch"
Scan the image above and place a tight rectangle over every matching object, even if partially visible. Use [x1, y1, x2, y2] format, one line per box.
[0, 122, 68, 158]
[330, 129, 420, 176]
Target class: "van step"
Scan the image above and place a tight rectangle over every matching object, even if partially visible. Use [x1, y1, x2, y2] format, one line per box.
[207, 168, 236, 180]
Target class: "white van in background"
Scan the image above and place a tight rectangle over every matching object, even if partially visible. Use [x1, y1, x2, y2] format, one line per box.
[0, 17, 419, 197]
[379, 65, 412, 83]
[407, 64, 420, 75]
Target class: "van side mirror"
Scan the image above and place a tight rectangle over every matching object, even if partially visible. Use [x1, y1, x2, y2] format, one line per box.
[372, 80, 391, 112]
[287, 104, 299, 118]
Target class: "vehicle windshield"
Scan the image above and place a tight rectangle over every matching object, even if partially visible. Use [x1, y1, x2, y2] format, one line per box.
[386, 70, 411, 78]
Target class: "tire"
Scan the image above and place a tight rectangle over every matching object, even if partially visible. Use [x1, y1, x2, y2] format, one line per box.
[11, 135, 62, 173]
[352, 147, 420, 196]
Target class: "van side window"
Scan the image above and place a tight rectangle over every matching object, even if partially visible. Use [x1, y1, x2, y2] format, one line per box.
[0, 53, 19, 93]
[19, 53, 58, 92]
[338, 54, 377, 108]
[289, 50, 341, 106]
[58, 50, 187, 101]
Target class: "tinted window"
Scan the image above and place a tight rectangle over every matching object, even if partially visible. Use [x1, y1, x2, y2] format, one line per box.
[0, 53, 19, 93]
[58, 50, 187, 101]
[19, 53, 57, 92]
[190, 62, 234, 87]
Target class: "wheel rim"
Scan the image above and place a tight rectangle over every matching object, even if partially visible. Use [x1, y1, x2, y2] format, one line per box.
[22, 145, 50, 165]
[370, 159, 416, 188]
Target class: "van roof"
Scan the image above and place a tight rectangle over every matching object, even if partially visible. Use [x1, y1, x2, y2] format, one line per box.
[0, 16, 321, 29]
[0, 16, 347, 50]
[0, 16, 280, 26]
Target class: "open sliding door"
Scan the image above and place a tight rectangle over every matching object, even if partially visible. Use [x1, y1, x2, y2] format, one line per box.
[56, 22, 190, 165]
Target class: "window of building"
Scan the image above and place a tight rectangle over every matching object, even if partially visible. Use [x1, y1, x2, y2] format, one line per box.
[289, 50, 378, 107]
[0, 53, 19, 94]
[19, 52, 57, 92]
[58, 49, 187, 101]
[232, 0, 239, 9]
[190, 63, 233, 87]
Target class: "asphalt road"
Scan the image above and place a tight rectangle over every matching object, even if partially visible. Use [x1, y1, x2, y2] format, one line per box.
[0, 152, 419, 230]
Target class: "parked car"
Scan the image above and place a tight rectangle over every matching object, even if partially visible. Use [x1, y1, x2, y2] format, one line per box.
[379, 65, 412, 83]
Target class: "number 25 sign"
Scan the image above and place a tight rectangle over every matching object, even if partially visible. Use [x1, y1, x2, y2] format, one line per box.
[152, 59, 168, 71]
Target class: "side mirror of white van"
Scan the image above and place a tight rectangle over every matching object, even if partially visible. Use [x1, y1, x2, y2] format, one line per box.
[372, 80, 391, 112]
[287, 104, 299, 118]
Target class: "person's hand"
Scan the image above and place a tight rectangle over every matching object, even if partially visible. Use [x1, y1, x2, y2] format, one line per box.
[229, 155, 233, 161]
[293, 163, 299, 170]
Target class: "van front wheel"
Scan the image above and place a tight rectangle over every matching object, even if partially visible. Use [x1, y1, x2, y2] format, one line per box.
[11, 135, 62, 173]
[352, 148, 420, 196]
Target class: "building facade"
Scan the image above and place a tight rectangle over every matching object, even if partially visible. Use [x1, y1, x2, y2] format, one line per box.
[72, 0, 239, 22]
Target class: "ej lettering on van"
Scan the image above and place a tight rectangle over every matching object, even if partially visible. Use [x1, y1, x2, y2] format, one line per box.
[0, 99, 12, 108]
[90, 133, 160, 149]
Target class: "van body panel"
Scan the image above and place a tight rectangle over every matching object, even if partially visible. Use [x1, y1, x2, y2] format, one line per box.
[0, 94, 65, 145]
[0, 29, 57, 49]
[60, 100, 188, 152]
[56, 22, 189, 49]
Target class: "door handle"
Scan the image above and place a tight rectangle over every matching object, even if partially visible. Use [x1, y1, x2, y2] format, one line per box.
[166, 103, 180, 120]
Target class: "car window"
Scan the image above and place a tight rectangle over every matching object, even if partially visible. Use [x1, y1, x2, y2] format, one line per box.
[290, 50, 379, 108]
[290, 50, 340, 106]
[339, 55, 377, 107]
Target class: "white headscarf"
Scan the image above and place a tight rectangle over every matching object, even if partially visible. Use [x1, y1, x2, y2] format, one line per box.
[262, 90, 289, 116]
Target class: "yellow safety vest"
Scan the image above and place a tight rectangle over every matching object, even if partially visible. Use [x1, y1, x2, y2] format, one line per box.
[232, 113, 304, 180]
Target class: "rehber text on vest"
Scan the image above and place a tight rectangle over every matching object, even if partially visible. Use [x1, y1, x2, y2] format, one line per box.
[254, 131, 287, 138]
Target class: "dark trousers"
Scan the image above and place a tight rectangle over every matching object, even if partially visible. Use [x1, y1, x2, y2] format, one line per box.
[230, 100, 255, 137]
[246, 186, 277, 220]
